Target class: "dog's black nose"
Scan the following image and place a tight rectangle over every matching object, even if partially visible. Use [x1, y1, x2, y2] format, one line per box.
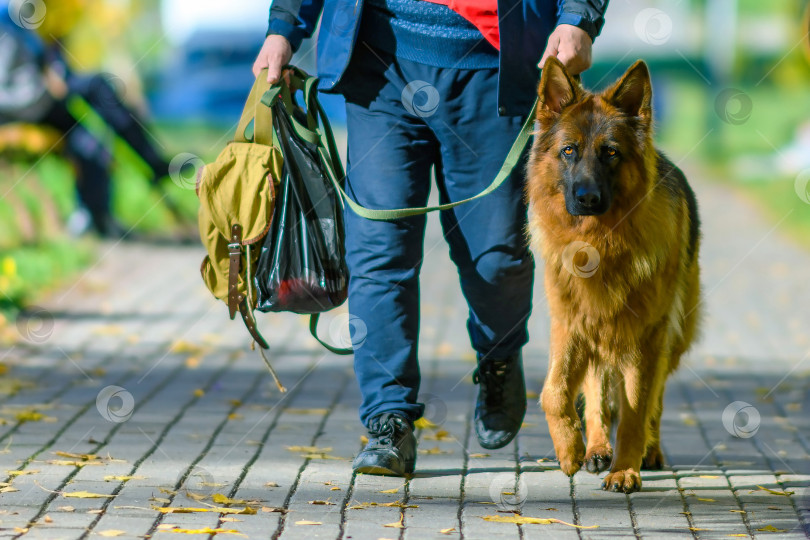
[575, 185, 601, 208]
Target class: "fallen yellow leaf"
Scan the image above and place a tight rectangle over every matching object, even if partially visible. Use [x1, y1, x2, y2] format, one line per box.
[757, 525, 787, 532]
[153, 506, 256, 515]
[7, 469, 38, 476]
[62, 491, 115, 499]
[286, 445, 332, 453]
[43, 515, 52, 523]
[482, 515, 597, 529]
[414, 417, 438, 429]
[212, 493, 247, 505]
[330, 486, 341, 491]
[424, 429, 454, 441]
[169, 340, 206, 354]
[265, 482, 279, 488]
[755, 485, 794, 497]
[54, 451, 97, 460]
[98, 531, 126, 537]
[697, 498, 716, 502]
[295, 520, 322, 526]
[379, 488, 399, 494]
[193, 389, 205, 397]
[384, 517, 405, 529]
[165, 527, 244, 535]
[103, 475, 145, 482]
[699, 475, 719, 479]
[440, 528, 456, 534]
[57, 506, 75, 512]
[469, 453, 490, 458]
[309, 500, 335, 505]
[47, 459, 104, 467]
[286, 408, 328, 415]
[418, 446, 452, 455]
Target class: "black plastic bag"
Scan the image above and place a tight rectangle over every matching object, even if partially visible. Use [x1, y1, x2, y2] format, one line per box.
[254, 100, 348, 314]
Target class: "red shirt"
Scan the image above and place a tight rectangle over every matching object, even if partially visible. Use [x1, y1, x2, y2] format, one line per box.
[422, 0, 500, 50]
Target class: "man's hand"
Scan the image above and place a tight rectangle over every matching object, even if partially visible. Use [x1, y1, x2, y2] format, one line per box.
[253, 34, 293, 83]
[538, 24, 592, 75]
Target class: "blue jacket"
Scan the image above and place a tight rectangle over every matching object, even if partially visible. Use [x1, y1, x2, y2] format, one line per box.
[267, 0, 608, 116]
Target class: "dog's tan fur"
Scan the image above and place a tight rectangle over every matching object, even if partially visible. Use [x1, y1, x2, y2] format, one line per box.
[527, 57, 701, 493]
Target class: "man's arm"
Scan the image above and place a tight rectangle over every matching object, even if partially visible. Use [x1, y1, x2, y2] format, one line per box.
[254, 0, 324, 83]
[556, 0, 608, 43]
[538, 0, 609, 75]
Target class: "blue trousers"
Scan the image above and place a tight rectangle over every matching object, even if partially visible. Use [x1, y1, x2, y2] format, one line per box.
[340, 45, 534, 427]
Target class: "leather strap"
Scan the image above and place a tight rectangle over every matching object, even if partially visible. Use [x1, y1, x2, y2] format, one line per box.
[308, 314, 353, 355]
[227, 223, 243, 320]
[239, 299, 270, 349]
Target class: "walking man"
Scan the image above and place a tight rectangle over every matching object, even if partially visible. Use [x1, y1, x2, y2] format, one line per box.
[254, 0, 608, 476]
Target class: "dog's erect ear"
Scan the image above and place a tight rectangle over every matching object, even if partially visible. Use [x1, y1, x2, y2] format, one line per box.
[537, 56, 581, 115]
[604, 60, 652, 120]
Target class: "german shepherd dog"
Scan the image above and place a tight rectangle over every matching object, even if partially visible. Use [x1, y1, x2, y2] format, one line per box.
[527, 57, 701, 493]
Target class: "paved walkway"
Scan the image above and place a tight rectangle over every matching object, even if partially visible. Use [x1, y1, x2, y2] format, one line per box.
[1, 166, 809, 539]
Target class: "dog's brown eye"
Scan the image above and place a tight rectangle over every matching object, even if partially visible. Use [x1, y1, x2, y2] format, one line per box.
[606, 147, 617, 157]
[563, 146, 575, 156]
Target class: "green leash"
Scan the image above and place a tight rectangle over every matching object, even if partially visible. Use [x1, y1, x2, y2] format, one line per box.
[262, 70, 538, 354]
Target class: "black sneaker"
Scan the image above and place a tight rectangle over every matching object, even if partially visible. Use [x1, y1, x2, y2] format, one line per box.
[352, 413, 416, 476]
[473, 352, 527, 449]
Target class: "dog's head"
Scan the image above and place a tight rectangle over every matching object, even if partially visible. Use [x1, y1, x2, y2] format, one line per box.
[530, 58, 653, 218]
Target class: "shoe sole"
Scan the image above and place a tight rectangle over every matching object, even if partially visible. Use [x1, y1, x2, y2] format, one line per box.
[354, 464, 415, 477]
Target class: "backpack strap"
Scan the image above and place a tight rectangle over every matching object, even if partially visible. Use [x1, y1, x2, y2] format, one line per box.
[227, 223, 243, 320]
[308, 314, 353, 355]
[236, 69, 274, 145]
[238, 298, 270, 349]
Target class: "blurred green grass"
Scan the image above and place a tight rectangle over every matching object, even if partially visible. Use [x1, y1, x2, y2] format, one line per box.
[0, 120, 226, 315]
[656, 79, 810, 249]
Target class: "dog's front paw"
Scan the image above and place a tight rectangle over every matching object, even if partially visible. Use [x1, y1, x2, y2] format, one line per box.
[642, 445, 665, 470]
[584, 450, 612, 474]
[601, 469, 641, 493]
[557, 440, 585, 476]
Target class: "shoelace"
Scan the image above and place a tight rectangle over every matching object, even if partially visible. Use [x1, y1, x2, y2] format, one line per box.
[472, 359, 510, 406]
[368, 415, 400, 446]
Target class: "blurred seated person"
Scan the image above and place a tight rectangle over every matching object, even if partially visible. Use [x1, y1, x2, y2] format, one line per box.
[0, 2, 170, 237]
